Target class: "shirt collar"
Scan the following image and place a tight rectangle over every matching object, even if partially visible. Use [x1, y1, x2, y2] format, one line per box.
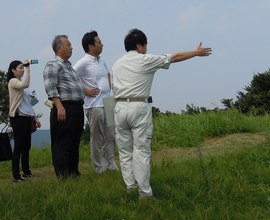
[55, 56, 71, 65]
[86, 53, 101, 61]
[128, 50, 139, 54]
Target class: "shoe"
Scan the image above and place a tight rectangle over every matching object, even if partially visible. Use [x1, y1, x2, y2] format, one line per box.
[127, 187, 138, 193]
[22, 173, 35, 178]
[13, 177, 25, 182]
[95, 168, 107, 173]
[70, 171, 81, 178]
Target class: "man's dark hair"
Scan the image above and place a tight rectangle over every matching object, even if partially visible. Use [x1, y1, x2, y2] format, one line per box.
[124, 28, 147, 52]
[52, 35, 68, 54]
[82, 31, 98, 53]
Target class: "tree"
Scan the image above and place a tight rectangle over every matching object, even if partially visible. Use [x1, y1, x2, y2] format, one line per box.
[221, 98, 234, 109]
[222, 69, 270, 115]
[152, 106, 161, 118]
[181, 103, 207, 115]
[0, 70, 9, 127]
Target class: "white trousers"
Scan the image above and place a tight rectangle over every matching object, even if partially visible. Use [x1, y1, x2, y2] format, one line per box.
[85, 107, 118, 173]
[114, 101, 153, 198]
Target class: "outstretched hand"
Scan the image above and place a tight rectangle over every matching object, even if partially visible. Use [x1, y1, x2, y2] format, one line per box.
[195, 42, 212, 56]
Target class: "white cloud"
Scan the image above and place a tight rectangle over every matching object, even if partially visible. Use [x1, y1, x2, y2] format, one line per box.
[41, 0, 63, 13]
[178, 4, 205, 28]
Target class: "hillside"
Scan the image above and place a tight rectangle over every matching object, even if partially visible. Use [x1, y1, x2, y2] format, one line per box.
[31, 129, 50, 147]
[1, 132, 269, 219]
[11, 132, 269, 178]
[152, 132, 266, 160]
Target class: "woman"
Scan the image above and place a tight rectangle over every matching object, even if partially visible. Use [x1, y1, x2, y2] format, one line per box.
[7, 59, 41, 182]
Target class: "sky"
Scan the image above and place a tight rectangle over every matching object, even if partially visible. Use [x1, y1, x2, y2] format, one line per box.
[1, 0, 270, 130]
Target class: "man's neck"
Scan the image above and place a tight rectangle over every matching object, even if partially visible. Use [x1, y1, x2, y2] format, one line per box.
[88, 52, 99, 61]
[57, 55, 68, 62]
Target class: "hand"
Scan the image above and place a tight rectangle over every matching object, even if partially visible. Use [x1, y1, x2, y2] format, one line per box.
[85, 88, 100, 97]
[36, 120, 41, 128]
[34, 118, 41, 128]
[23, 59, 31, 67]
[195, 42, 212, 56]
[57, 107, 66, 122]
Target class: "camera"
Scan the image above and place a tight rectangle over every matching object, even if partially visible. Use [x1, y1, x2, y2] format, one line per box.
[23, 59, 38, 67]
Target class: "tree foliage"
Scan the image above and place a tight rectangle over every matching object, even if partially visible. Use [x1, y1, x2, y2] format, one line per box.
[0, 70, 9, 126]
[221, 98, 234, 109]
[181, 103, 209, 115]
[222, 69, 270, 115]
[152, 106, 177, 117]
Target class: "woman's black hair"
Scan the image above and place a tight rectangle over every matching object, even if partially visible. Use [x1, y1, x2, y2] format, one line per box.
[7, 60, 22, 82]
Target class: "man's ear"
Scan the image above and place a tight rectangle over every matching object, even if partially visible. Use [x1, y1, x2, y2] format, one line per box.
[136, 44, 142, 52]
[57, 45, 62, 52]
[89, 44, 95, 51]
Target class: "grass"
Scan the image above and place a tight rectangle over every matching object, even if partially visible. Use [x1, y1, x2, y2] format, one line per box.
[152, 110, 270, 150]
[0, 110, 270, 219]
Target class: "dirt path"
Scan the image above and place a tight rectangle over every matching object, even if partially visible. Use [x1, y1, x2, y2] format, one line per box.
[151, 132, 268, 160]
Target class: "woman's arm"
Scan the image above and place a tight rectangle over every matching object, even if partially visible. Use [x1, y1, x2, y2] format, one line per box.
[9, 67, 30, 89]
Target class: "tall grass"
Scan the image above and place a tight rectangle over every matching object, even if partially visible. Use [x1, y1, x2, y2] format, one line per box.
[1, 141, 270, 219]
[152, 110, 270, 150]
[0, 111, 270, 219]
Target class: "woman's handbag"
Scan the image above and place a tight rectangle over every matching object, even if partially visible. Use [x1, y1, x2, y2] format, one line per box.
[31, 117, 37, 133]
[0, 132, 12, 162]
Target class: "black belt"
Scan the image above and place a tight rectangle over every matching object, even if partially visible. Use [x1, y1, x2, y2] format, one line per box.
[61, 100, 84, 105]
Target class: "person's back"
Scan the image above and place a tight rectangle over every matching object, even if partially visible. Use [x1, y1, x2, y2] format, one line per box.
[112, 50, 171, 99]
[111, 28, 212, 200]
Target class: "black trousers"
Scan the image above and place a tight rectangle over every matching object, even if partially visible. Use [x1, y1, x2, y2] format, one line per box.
[50, 103, 84, 179]
[10, 115, 32, 179]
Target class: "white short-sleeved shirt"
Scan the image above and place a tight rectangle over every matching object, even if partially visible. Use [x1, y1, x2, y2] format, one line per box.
[74, 54, 110, 109]
[111, 51, 172, 98]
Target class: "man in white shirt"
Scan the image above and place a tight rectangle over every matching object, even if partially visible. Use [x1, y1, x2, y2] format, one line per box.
[74, 31, 118, 173]
[111, 28, 212, 200]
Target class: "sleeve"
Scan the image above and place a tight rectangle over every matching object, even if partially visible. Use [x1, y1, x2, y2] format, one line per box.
[43, 62, 60, 98]
[104, 61, 109, 74]
[9, 69, 30, 89]
[160, 54, 172, 69]
[142, 54, 172, 72]
[73, 59, 84, 77]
